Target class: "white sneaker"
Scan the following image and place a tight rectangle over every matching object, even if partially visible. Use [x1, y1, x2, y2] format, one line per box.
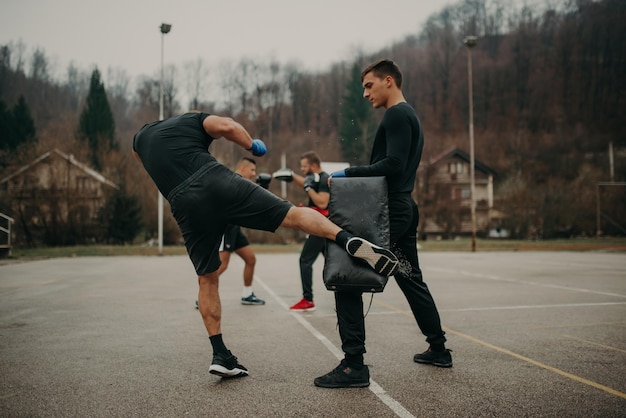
[345, 237, 399, 276]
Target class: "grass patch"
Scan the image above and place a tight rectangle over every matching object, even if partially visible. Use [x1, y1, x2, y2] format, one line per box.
[2, 237, 624, 263]
[418, 237, 626, 252]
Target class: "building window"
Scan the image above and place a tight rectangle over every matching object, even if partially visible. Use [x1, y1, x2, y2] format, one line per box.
[77, 177, 90, 193]
[448, 162, 464, 174]
[455, 187, 471, 199]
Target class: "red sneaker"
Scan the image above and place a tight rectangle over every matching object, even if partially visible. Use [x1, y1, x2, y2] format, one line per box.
[289, 298, 316, 312]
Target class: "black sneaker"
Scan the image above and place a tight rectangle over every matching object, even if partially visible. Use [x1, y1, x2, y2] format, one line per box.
[314, 361, 370, 388]
[209, 351, 249, 378]
[413, 348, 453, 368]
[241, 293, 266, 305]
[345, 237, 399, 276]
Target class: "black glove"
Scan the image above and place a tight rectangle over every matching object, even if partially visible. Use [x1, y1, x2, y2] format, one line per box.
[256, 173, 272, 189]
[303, 173, 320, 192]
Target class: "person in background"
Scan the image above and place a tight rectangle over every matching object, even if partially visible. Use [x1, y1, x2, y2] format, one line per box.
[274, 151, 330, 312]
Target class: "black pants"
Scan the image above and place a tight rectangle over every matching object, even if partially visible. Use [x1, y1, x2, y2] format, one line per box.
[299, 234, 326, 301]
[335, 194, 446, 360]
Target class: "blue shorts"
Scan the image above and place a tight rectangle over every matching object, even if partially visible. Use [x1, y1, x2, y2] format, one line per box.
[167, 159, 292, 275]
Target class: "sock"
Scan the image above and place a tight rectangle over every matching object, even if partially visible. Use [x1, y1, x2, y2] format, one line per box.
[335, 230, 353, 249]
[344, 354, 364, 370]
[431, 344, 446, 352]
[209, 334, 228, 356]
[242, 286, 252, 298]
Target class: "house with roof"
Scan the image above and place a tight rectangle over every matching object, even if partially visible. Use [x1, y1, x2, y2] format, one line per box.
[416, 147, 506, 239]
[0, 149, 119, 246]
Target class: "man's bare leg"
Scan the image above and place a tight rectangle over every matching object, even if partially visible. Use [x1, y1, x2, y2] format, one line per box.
[216, 251, 231, 276]
[235, 246, 256, 287]
[236, 246, 265, 305]
[197, 272, 221, 336]
[280, 206, 341, 239]
[280, 206, 399, 276]
[198, 271, 249, 378]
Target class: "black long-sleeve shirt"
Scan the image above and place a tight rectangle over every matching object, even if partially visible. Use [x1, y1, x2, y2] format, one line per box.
[345, 102, 423, 195]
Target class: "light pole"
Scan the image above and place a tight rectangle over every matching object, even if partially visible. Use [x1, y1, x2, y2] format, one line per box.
[158, 23, 171, 255]
[464, 35, 477, 252]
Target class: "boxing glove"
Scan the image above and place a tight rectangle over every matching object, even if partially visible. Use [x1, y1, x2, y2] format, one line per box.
[248, 139, 267, 156]
[256, 173, 272, 189]
[272, 168, 294, 182]
[303, 173, 320, 192]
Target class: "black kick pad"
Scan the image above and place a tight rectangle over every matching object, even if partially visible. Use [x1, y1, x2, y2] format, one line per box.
[323, 176, 390, 293]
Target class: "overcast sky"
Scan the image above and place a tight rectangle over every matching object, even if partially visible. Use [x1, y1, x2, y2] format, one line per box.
[1, 0, 457, 81]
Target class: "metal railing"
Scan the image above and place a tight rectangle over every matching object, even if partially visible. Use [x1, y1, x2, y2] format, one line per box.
[0, 212, 15, 257]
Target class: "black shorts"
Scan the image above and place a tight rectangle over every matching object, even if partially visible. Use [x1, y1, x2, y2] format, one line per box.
[167, 159, 292, 275]
[220, 225, 249, 252]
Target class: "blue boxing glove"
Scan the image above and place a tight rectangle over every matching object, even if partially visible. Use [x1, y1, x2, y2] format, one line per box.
[248, 139, 267, 156]
[330, 169, 346, 178]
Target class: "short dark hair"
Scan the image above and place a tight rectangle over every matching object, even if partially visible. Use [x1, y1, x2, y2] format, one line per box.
[300, 151, 321, 166]
[239, 156, 256, 166]
[361, 59, 403, 88]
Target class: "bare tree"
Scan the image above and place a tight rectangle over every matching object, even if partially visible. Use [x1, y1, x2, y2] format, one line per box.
[421, 10, 458, 133]
[183, 57, 209, 110]
[163, 63, 179, 117]
[219, 57, 260, 116]
[30, 48, 50, 83]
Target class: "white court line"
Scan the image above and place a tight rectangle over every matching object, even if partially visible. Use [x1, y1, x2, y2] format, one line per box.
[439, 301, 626, 312]
[430, 268, 626, 298]
[518, 258, 626, 271]
[255, 275, 416, 418]
[315, 301, 626, 315]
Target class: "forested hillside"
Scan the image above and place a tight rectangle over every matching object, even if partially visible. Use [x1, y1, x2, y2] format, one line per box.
[0, 0, 624, 244]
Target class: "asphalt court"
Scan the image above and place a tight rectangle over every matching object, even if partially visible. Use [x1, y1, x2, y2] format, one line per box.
[0, 251, 624, 417]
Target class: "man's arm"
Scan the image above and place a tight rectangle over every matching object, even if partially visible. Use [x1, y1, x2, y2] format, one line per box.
[292, 173, 305, 187]
[202, 115, 254, 150]
[291, 173, 329, 209]
[345, 107, 409, 178]
[307, 190, 329, 210]
[306, 172, 330, 209]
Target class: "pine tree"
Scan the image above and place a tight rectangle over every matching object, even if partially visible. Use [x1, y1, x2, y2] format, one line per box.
[0, 99, 16, 151]
[338, 63, 377, 165]
[12, 95, 36, 146]
[99, 187, 143, 244]
[78, 68, 116, 170]
[0, 96, 35, 152]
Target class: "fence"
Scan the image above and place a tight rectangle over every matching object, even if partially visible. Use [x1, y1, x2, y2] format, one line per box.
[0, 212, 14, 257]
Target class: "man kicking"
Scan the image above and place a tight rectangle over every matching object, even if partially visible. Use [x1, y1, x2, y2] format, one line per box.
[132, 110, 399, 379]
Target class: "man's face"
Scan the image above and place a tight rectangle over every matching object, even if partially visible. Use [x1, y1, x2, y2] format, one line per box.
[362, 72, 389, 109]
[300, 158, 313, 175]
[238, 162, 257, 180]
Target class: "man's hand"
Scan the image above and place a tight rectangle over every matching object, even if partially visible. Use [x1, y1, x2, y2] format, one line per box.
[248, 139, 267, 156]
[330, 169, 346, 178]
[303, 173, 320, 192]
[272, 168, 294, 182]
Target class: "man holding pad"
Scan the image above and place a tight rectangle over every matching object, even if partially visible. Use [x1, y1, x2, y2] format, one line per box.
[315, 60, 451, 389]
